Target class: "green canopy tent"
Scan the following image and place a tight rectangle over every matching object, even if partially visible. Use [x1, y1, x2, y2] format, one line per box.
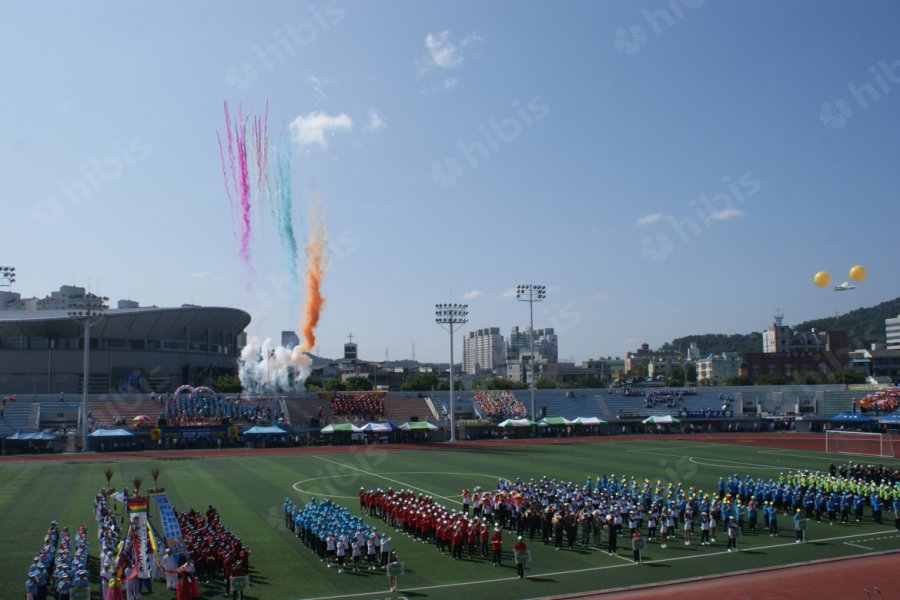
[497, 418, 537, 427]
[572, 417, 607, 425]
[321, 423, 363, 434]
[539, 417, 574, 426]
[642, 415, 680, 424]
[399, 421, 438, 431]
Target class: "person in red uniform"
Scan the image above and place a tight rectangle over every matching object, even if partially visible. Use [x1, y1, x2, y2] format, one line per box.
[514, 536, 528, 578]
[491, 526, 503, 566]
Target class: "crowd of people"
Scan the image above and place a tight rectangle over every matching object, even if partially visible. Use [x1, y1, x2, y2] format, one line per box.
[331, 393, 385, 420]
[359, 487, 510, 565]
[473, 391, 527, 419]
[157, 392, 274, 426]
[283, 497, 398, 575]
[26, 521, 90, 600]
[854, 387, 900, 414]
[177, 505, 249, 595]
[833, 461, 900, 485]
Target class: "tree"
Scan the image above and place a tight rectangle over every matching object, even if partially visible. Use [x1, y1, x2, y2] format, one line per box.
[213, 373, 242, 393]
[684, 364, 697, 385]
[725, 375, 754, 386]
[400, 372, 440, 392]
[755, 373, 787, 385]
[344, 376, 373, 391]
[825, 369, 866, 385]
[791, 371, 823, 385]
[665, 364, 685, 387]
[473, 377, 527, 390]
[324, 378, 347, 392]
[535, 378, 557, 389]
[303, 375, 323, 391]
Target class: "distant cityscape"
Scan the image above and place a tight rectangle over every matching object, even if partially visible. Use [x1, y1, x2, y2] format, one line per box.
[0, 282, 898, 394]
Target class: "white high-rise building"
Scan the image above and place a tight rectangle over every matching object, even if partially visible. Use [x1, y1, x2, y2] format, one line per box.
[507, 326, 558, 363]
[886, 315, 900, 350]
[463, 327, 506, 374]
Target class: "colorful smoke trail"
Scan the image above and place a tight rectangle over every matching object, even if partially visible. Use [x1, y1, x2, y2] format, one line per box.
[274, 131, 299, 280]
[298, 202, 327, 352]
[220, 101, 331, 390]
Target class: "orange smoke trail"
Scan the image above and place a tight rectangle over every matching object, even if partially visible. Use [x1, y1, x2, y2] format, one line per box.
[298, 205, 327, 351]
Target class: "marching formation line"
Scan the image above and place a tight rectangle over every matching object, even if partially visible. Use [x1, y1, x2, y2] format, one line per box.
[296, 528, 900, 600]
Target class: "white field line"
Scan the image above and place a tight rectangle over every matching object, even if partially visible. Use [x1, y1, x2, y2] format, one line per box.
[296, 522, 899, 600]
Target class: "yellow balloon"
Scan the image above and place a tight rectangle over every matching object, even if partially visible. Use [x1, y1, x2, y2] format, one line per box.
[813, 271, 831, 287]
[849, 265, 867, 282]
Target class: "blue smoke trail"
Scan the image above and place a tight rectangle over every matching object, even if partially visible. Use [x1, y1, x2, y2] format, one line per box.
[276, 132, 299, 281]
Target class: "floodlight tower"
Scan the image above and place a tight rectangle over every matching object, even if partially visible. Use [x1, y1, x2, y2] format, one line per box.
[516, 284, 546, 420]
[0, 266, 16, 311]
[69, 294, 109, 452]
[435, 303, 468, 442]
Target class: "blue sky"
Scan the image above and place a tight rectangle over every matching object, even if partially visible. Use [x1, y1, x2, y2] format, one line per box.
[2, 0, 898, 363]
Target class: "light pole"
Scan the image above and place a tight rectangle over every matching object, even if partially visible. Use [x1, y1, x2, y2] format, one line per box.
[69, 295, 108, 452]
[516, 284, 545, 420]
[0, 266, 15, 310]
[435, 303, 468, 442]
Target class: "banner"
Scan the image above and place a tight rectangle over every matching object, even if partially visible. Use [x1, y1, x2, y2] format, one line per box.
[151, 493, 186, 554]
[127, 499, 152, 580]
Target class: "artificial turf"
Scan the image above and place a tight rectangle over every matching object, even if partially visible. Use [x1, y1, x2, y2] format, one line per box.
[2, 439, 899, 599]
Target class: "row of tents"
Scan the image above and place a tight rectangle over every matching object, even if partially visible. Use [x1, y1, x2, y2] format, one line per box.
[320, 421, 438, 434]
[496, 415, 681, 427]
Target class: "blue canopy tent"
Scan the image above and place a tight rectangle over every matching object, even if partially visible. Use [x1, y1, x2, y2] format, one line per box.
[88, 428, 135, 437]
[244, 425, 288, 435]
[830, 412, 875, 423]
[361, 422, 399, 432]
[7, 431, 56, 440]
[877, 413, 900, 424]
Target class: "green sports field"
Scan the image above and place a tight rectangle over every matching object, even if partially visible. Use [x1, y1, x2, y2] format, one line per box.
[2, 439, 899, 600]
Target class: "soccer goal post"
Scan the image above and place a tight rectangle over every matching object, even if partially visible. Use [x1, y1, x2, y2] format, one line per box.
[825, 430, 895, 458]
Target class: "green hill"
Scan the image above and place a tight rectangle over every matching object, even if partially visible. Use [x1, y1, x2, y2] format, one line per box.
[658, 297, 899, 356]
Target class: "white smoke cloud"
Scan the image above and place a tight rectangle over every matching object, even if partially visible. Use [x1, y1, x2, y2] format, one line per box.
[239, 336, 312, 393]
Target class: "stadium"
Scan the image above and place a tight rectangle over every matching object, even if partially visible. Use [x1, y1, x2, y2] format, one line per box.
[3, 379, 900, 599]
[0, 304, 250, 396]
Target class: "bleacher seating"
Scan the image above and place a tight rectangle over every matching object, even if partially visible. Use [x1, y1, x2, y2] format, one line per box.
[381, 395, 431, 423]
[0, 401, 35, 437]
[471, 391, 526, 419]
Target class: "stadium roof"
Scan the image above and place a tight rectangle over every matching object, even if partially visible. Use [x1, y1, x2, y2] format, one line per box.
[0, 306, 251, 340]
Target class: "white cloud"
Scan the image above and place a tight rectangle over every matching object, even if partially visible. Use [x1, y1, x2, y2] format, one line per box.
[364, 110, 386, 133]
[592, 291, 611, 301]
[462, 289, 483, 300]
[191, 271, 210, 279]
[500, 287, 517, 298]
[443, 78, 458, 90]
[418, 30, 482, 74]
[306, 74, 327, 100]
[290, 111, 353, 148]
[636, 212, 667, 226]
[708, 208, 745, 221]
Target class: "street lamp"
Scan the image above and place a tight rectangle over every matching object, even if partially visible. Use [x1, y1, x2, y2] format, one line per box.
[516, 284, 546, 420]
[435, 303, 468, 442]
[69, 294, 109, 452]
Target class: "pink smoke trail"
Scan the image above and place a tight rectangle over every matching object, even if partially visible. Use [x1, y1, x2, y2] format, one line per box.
[235, 106, 252, 266]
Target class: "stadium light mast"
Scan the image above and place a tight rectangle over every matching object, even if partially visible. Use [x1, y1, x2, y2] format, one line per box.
[69, 294, 109, 452]
[0, 266, 16, 311]
[516, 284, 545, 420]
[435, 303, 468, 442]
